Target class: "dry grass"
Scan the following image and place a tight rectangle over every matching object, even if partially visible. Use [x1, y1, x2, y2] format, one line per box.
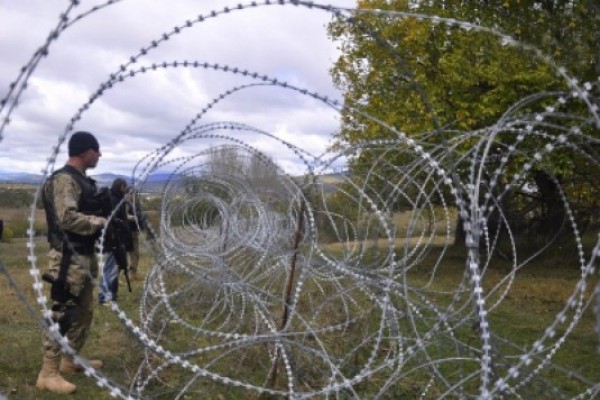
[322, 235, 454, 252]
[0, 183, 38, 190]
[0, 207, 44, 224]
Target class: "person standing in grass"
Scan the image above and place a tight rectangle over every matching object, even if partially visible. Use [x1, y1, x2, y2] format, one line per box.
[98, 178, 133, 305]
[37, 131, 106, 394]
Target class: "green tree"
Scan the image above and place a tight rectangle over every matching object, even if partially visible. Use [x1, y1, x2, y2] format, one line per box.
[328, 0, 600, 246]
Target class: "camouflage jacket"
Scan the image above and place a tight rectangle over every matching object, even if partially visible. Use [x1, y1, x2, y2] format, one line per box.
[44, 166, 106, 250]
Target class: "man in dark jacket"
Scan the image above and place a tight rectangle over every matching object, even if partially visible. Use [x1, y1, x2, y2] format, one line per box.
[98, 178, 133, 305]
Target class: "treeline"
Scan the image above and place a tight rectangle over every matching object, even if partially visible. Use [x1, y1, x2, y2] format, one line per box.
[0, 188, 41, 208]
[328, 0, 600, 252]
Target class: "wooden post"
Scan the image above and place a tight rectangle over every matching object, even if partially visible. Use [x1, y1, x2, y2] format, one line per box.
[265, 196, 306, 391]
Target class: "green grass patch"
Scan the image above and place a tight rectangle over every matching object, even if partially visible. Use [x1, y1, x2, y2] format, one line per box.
[0, 229, 599, 399]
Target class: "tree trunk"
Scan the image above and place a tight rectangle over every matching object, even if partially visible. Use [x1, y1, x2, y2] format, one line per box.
[534, 171, 565, 236]
[454, 213, 466, 247]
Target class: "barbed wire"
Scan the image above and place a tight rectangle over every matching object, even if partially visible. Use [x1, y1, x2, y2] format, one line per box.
[0, 1, 599, 399]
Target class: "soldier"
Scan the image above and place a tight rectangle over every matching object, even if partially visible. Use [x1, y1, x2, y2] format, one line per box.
[98, 178, 133, 305]
[36, 131, 107, 394]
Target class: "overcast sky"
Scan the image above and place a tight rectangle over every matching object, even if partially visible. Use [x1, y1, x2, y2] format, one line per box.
[0, 0, 357, 178]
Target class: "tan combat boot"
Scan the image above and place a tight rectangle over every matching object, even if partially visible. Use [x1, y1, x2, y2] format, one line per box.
[36, 356, 77, 394]
[60, 354, 103, 374]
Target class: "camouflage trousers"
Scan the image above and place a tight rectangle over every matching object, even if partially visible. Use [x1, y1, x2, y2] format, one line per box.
[42, 247, 99, 358]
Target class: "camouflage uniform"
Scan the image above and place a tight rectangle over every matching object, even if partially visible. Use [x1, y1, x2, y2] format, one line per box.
[42, 171, 105, 358]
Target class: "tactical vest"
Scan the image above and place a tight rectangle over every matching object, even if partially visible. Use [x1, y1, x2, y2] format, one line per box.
[43, 165, 103, 254]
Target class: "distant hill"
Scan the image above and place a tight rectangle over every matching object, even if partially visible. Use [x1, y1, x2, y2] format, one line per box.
[0, 171, 175, 189]
[92, 173, 129, 187]
[0, 172, 45, 185]
[0, 171, 347, 194]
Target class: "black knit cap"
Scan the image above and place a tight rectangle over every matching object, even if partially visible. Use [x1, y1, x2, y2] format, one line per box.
[68, 131, 99, 156]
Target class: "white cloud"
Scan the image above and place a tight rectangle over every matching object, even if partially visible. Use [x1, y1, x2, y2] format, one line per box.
[0, 0, 355, 176]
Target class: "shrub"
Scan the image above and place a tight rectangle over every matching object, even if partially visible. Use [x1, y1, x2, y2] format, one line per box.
[1, 226, 14, 242]
[8, 217, 29, 238]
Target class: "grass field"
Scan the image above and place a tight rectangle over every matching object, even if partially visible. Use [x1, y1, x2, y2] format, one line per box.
[0, 237, 148, 400]
[0, 227, 599, 398]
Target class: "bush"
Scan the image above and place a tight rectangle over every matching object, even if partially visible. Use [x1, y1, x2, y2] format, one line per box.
[0, 210, 46, 239]
[1, 226, 14, 242]
[7, 215, 30, 238]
